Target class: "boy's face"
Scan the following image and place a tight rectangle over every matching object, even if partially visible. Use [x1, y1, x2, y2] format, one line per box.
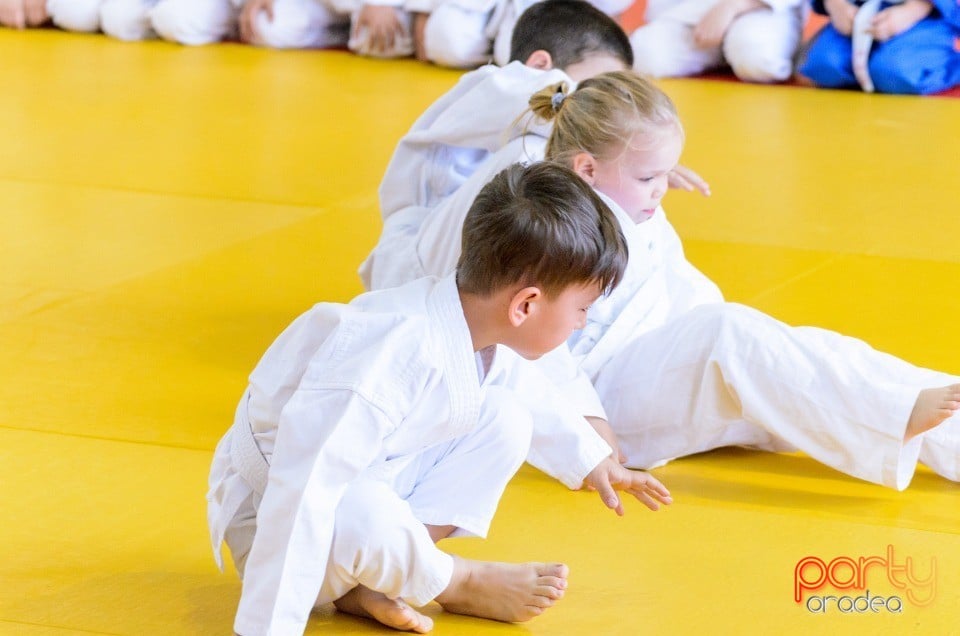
[592, 127, 683, 225]
[511, 281, 602, 360]
[564, 53, 629, 82]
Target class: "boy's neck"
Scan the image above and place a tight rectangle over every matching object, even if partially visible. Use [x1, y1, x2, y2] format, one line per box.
[458, 287, 509, 353]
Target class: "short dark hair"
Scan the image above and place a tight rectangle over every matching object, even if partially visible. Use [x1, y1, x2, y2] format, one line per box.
[457, 162, 627, 298]
[509, 0, 634, 70]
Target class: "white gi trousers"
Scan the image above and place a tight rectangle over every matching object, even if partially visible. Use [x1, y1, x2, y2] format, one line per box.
[592, 302, 960, 490]
[208, 385, 533, 609]
[47, 0, 104, 32]
[630, 0, 804, 82]
[112, 0, 407, 51]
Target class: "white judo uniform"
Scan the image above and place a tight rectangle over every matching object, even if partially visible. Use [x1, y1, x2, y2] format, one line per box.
[208, 275, 612, 635]
[630, 0, 806, 82]
[422, 0, 634, 68]
[47, 0, 105, 32]
[363, 62, 960, 489]
[99, 0, 407, 52]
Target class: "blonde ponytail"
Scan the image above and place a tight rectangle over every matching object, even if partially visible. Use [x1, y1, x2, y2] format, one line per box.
[532, 70, 683, 167]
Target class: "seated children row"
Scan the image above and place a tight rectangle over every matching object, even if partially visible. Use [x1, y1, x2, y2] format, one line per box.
[0, 0, 629, 66]
[208, 161, 672, 635]
[362, 1, 960, 491]
[3, 0, 956, 94]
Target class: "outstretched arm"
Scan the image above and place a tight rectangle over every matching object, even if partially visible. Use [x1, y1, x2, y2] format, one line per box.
[583, 457, 673, 515]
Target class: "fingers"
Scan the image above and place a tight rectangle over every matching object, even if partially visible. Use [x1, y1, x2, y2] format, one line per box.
[240, 0, 273, 44]
[24, 0, 46, 26]
[0, 1, 26, 29]
[623, 472, 673, 511]
[239, 4, 254, 42]
[669, 165, 711, 196]
[593, 477, 623, 515]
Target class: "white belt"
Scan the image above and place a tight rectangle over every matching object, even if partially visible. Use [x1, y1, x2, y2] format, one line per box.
[852, 0, 905, 92]
[229, 392, 270, 495]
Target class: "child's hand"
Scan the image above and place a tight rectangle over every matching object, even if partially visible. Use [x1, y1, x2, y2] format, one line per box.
[239, 0, 275, 44]
[0, 0, 25, 29]
[583, 457, 672, 515]
[669, 164, 711, 197]
[23, 0, 46, 25]
[869, 0, 932, 41]
[413, 12, 428, 61]
[824, 0, 857, 35]
[355, 4, 406, 55]
[693, 0, 765, 48]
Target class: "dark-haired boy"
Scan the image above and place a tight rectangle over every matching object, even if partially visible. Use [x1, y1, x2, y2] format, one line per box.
[210, 162, 670, 636]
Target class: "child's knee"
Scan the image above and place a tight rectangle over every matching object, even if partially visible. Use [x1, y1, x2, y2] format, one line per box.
[150, 0, 235, 45]
[723, 16, 798, 82]
[100, 0, 155, 41]
[724, 45, 793, 83]
[254, 0, 346, 49]
[796, 28, 855, 88]
[630, 22, 691, 77]
[423, 7, 490, 68]
[48, 0, 103, 32]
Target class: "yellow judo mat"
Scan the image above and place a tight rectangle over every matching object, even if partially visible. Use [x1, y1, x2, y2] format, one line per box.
[1, 28, 958, 635]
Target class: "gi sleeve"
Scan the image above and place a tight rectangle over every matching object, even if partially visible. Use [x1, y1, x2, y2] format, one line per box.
[233, 389, 393, 636]
[659, 213, 724, 317]
[499, 354, 612, 489]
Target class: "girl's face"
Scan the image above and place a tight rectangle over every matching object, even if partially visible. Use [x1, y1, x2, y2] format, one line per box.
[590, 126, 684, 224]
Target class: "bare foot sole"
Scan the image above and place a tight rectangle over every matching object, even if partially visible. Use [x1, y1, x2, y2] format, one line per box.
[905, 384, 960, 440]
[334, 586, 433, 633]
[435, 558, 568, 622]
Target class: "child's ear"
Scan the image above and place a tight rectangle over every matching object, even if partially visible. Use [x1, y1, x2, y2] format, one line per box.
[525, 50, 553, 71]
[507, 286, 542, 327]
[571, 152, 598, 185]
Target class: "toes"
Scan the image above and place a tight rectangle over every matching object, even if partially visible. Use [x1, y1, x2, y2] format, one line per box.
[536, 563, 569, 579]
[536, 574, 567, 590]
[534, 584, 565, 601]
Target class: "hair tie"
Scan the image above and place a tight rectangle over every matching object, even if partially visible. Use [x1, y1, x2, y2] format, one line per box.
[551, 90, 566, 112]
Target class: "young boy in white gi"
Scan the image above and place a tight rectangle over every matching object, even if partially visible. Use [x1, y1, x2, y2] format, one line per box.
[208, 162, 672, 636]
[420, 0, 634, 68]
[630, 0, 805, 82]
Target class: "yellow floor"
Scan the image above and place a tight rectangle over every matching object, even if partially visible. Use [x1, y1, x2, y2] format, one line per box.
[1, 29, 958, 636]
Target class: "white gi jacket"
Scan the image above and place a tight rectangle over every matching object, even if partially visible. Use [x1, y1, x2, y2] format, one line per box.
[210, 275, 611, 635]
[572, 193, 723, 380]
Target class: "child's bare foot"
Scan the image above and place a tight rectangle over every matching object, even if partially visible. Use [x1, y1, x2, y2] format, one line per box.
[905, 384, 960, 441]
[435, 558, 568, 622]
[334, 585, 433, 633]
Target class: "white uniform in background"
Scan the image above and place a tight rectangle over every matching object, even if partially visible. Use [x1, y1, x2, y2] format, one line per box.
[365, 67, 960, 489]
[630, 0, 805, 82]
[99, 0, 408, 53]
[423, 0, 634, 68]
[208, 275, 612, 635]
[47, 0, 105, 32]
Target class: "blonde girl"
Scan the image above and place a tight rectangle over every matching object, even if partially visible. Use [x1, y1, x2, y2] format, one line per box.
[529, 69, 960, 490]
